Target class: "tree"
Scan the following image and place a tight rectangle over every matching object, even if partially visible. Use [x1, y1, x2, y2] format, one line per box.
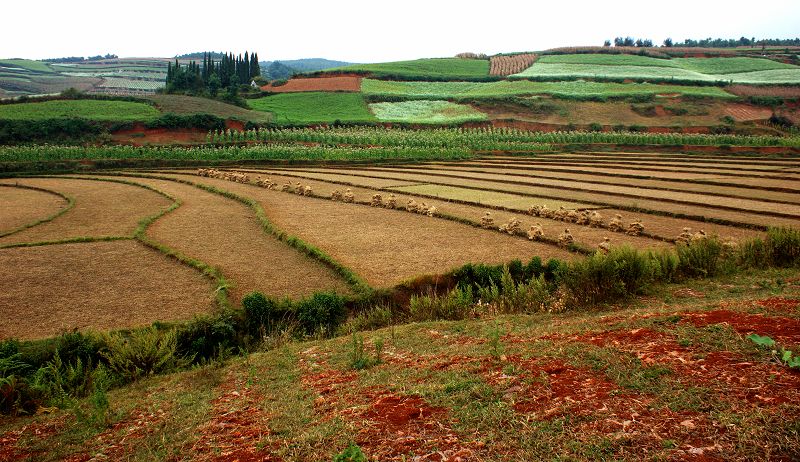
[663, 37, 673, 47]
[603, 40, 611, 47]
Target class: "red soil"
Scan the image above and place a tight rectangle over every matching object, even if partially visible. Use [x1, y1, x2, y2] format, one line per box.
[190, 372, 281, 462]
[724, 103, 772, 122]
[0, 419, 66, 462]
[261, 76, 362, 93]
[757, 297, 800, 313]
[682, 308, 800, 344]
[362, 394, 442, 428]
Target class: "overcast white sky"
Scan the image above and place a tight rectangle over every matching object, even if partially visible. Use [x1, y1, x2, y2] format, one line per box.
[3, 0, 799, 63]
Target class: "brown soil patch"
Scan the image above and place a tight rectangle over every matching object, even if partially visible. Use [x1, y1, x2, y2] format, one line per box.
[0, 178, 171, 246]
[261, 76, 362, 93]
[110, 124, 207, 146]
[0, 185, 67, 235]
[726, 85, 800, 98]
[156, 173, 575, 288]
[724, 103, 773, 122]
[0, 240, 214, 340]
[190, 371, 281, 462]
[110, 176, 351, 302]
[0, 418, 67, 462]
[683, 309, 800, 344]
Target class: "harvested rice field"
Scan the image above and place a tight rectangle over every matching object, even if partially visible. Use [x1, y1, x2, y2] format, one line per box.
[0, 240, 214, 340]
[0, 177, 172, 246]
[102, 175, 352, 303]
[0, 184, 68, 235]
[149, 172, 576, 287]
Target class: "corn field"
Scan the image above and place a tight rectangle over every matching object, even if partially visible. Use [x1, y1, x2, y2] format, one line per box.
[490, 54, 537, 76]
[205, 126, 800, 150]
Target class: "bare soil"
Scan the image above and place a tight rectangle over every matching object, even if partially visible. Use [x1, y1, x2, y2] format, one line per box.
[0, 185, 67, 235]
[261, 76, 362, 93]
[0, 178, 172, 246]
[104, 175, 351, 302]
[110, 124, 207, 146]
[0, 240, 214, 340]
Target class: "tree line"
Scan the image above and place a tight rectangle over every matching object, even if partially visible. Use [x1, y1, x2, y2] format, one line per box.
[603, 37, 800, 48]
[165, 51, 261, 96]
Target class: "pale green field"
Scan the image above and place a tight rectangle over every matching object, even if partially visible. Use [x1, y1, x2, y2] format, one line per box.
[362, 79, 735, 99]
[369, 100, 488, 123]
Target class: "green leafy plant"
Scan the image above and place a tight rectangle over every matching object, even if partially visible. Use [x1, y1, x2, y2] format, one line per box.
[333, 443, 368, 462]
[102, 328, 184, 383]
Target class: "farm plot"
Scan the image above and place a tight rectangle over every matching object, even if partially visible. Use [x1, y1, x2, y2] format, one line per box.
[361, 79, 734, 100]
[0, 240, 214, 340]
[293, 167, 800, 230]
[109, 176, 351, 302]
[264, 167, 761, 242]
[342, 166, 800, 218]
[0, 185, 68, 235]
[330, 58, 490, 79]
[518, 156, 800, 173]
[369, 100, 488, 124]
[421, 163, 800, 204]
[216, 168, 670, 251]
[153, 173, 575, 288]
[478, 158, 800, 182]
[490, 54, 537, 76]
[248, 92, 376, 124]
[0, 99, 160, 121]
[0, 177, 172, 246]
[261, 76, 362, 92]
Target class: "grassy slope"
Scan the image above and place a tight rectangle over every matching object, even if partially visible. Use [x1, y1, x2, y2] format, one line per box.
[0, 100, 160, 121]
[362, 78, 735, 99]
[249, 92, 376, 124]
[369, 100, 487, 124]
[4, 266, 799, 461]
[147, 94, 273, 122]
[0, 59, 54, 73]
[331, 58, 489, 78]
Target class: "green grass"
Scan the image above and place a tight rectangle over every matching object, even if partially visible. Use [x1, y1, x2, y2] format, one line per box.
[330, 58, 489, 79]
[717, 69, 800, 84]
[0, 100, 160, 121]
[249, 92, 376, 124]
[515, 63, 712, 81]
[369, 100, 487, 124]
[362, 78, 735, 99]
[0, 59, 55, 73]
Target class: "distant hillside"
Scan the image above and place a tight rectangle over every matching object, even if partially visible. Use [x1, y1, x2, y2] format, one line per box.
[258, 58, 354, 80]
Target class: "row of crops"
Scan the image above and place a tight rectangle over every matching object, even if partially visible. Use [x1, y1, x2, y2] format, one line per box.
[206, 126, 800, 149]
[0, 143, 473, 163]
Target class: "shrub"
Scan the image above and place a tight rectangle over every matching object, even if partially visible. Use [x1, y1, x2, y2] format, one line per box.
[340, 305, 393, 333]
[242, 291, 277, 337]
[648, 249, 680, 283]
[409, 285, 474, 321]
[30, 351, 96, 407]
[103, 328, 183, 383]
[766, 227, 800, 267]
[176, 311, 242, 363]
[297, 292, 347, 336]
[676, 237, 730, 278]
[610, 246, 655, 295]
[589, 123, 603, 132]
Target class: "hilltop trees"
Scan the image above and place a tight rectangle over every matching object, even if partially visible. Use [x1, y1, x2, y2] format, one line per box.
[165, 51, 261, 97]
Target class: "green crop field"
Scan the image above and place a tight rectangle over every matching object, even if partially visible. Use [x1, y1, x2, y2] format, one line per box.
[0, 59, 55, 73]
[369, 100, 488, 123]
[362, 78, 735, 99]
[515, 54, 800, 83]
[671, 57, 798, 74]
[248, 92, 376, 124]
[538, 54, 682, 68]
[330, 58, 489, 79]
[0, 100, 160, 121]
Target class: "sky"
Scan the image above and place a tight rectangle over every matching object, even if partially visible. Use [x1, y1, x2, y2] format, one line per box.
[3, 0, 799, 63]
